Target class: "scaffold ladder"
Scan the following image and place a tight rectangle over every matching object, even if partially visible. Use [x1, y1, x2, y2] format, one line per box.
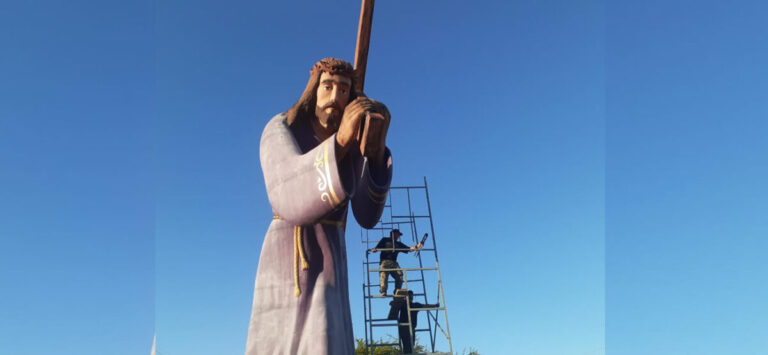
[361, 177, 453, 355]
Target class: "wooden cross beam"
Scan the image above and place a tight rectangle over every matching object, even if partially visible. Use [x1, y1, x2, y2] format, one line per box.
[353, 0, 375, 94]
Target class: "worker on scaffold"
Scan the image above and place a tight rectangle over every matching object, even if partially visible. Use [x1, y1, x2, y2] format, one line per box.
[388, 290, 440, 354]
[370, 229, 422, 296]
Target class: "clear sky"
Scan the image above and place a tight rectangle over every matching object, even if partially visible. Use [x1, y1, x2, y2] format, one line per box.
[0, 1, 765, 355]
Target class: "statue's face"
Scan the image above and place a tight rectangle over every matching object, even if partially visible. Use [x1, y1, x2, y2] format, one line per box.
[315, 72, 351, 131]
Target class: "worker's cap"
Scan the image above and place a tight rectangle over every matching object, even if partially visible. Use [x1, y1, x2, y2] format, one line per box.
[390, 229, 403, 237]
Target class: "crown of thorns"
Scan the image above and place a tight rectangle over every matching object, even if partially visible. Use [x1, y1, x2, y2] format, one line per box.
[310, 57, 354, 77]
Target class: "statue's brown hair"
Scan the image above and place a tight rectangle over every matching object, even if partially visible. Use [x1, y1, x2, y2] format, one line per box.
[285, 58, 358, 126]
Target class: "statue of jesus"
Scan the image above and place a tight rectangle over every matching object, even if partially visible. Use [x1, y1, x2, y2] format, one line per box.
[245, 57, 393, 355]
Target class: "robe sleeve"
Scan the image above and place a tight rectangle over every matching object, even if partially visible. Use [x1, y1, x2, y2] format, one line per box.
[351, 148, 393, 229]
[260, 114, 352, 225]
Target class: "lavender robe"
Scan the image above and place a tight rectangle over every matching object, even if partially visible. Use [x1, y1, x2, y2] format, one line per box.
[246, 113, 392, 355]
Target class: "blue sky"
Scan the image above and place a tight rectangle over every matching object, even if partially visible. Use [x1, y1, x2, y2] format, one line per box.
[1, 1, 154, 354]
[606, 1, 767, 354]
[1, 1, 765, 355]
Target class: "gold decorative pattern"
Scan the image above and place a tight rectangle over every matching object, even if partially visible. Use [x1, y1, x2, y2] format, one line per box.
[323, 141, 341, 205]
[314, 151, 331, 208]
[314, 141, 340, 208]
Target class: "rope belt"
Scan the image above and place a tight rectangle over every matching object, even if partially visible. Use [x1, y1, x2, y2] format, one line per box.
[294, 225, 307, 296]
[273, 215, 346, 296]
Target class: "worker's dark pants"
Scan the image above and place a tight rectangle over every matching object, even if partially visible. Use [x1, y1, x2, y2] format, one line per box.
[398, 325, 414, 354]
[379, 259, 403, 294]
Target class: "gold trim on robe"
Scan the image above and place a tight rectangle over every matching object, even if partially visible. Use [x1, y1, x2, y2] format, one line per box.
[367, 185, 388, 205]
[323, 141, 341, 206]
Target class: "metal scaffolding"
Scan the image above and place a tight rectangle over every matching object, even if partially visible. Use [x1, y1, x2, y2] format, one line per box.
[361, 177, 453, 355]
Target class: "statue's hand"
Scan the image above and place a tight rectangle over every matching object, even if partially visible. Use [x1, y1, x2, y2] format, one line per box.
[359, 99, 390, 168]
[336, 97, 374, 159]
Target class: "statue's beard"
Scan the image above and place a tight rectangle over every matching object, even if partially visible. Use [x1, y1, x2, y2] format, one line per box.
[315, 103, 342, 132]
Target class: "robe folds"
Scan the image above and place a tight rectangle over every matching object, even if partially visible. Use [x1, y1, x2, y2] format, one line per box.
[246, 113, 392, 355]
